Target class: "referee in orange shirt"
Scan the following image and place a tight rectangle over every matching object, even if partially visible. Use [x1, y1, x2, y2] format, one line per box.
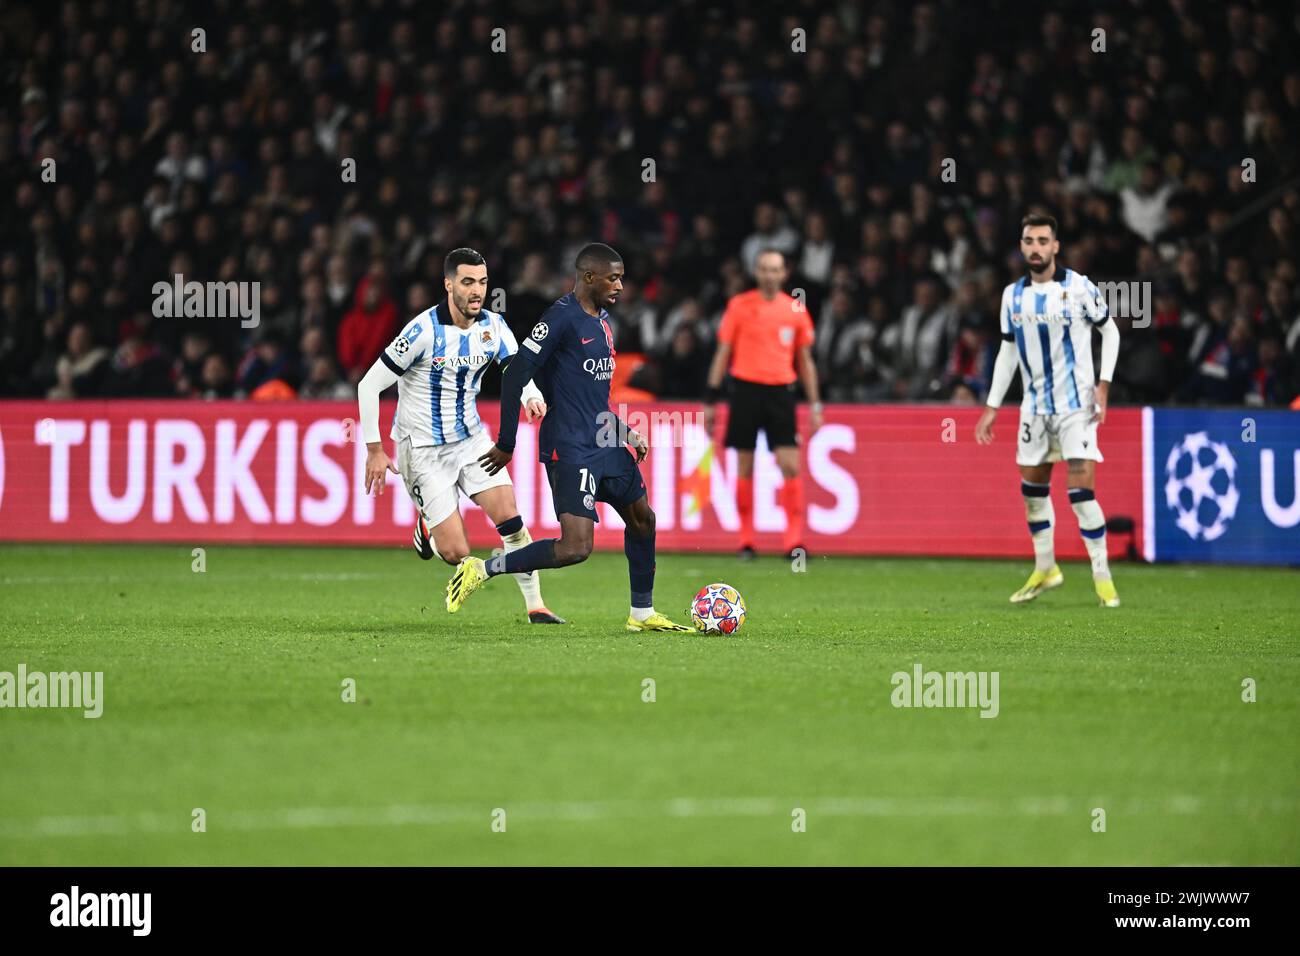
[703, 249, 823, 559]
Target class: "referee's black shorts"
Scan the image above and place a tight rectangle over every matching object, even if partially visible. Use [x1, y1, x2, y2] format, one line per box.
[724, 378, 799, 450]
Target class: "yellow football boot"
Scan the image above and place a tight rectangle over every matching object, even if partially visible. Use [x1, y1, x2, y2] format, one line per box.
[626, 612, 693, 632]
[1095, 577, 1121, 608]
[446, 556, 488, 613]
[1009, 565, 1064, 604]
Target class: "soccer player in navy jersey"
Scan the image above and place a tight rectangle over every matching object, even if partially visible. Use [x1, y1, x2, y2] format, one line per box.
[445, 243, 691, 632]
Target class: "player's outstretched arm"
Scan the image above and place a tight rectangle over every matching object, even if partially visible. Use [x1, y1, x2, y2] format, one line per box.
[357, 358, 401, 493]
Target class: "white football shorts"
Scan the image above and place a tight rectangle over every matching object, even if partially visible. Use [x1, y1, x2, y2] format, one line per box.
[1015, 408, 1103, 466]
[397, 430, 511, 527]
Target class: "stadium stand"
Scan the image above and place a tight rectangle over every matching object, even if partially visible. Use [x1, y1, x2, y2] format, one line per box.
[2, 0, 1297, 406]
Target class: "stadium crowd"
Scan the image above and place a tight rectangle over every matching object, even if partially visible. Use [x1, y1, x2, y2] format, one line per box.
[2, 0, 1298, 407]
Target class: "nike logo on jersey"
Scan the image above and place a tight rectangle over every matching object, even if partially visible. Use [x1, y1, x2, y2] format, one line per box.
[581, 337, 596, 344]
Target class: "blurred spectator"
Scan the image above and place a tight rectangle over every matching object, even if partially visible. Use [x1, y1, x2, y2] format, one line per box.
[740, 203, 799, 273]
[879, 277, 955, 398]
[109, 323, 172, 396]
[829, 297, 894, 403]
[507, 252, 559, 342]
[1120, 162, 1178, 243]
[813, 287, 862, 387]
[1104, 126, 1157, 194]
[1250, 329, 1292, 406]
[336, 264, 398, 384]
[796, 210, 835, 296]
[174, 333, 212, 398]
[949, 381, 979, 405]
[1059, 120, 1108, 195]
[299, 357, 354, 400]
[200, 353, 234, 399]
[48, 321, 109, 398]
[238, 329, 295, 395]
[610, 279, 657, 353]
[655, 324, 711, 399]
[1182, 298, 1256, 404]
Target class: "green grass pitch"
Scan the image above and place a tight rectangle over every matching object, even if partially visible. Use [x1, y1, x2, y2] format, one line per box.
[1, 542, 1296, 866]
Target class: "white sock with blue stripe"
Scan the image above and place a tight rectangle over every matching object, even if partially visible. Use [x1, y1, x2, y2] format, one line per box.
[1022, 481, 1056, 572]
[1069, 488, 1110, 580]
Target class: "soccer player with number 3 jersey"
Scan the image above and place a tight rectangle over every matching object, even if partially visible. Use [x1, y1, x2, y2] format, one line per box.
[976, 214, 1122, 607]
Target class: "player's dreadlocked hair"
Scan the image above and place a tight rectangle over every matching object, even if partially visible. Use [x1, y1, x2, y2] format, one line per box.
[444, 247, 486, 278]
[574, 242, 623, 274]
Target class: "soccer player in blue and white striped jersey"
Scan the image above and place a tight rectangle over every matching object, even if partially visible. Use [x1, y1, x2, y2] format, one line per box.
[357, 247, 564, 624]
[976, 214, 1122, 608]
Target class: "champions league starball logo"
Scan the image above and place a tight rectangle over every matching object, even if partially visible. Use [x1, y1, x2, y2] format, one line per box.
[1164, 432, 1240, 542]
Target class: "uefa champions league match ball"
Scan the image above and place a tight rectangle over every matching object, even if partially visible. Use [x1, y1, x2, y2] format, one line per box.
[689, 583, 747, 635]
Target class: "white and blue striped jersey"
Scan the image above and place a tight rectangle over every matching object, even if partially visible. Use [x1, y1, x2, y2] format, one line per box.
[381, 302, 518, 447]
[999, 267, 1109, 416]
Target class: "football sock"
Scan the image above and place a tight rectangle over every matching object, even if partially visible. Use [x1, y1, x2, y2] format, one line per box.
[625, 526, 656, 612]
[497, 516, 544, 612]
[736, 476, 754, 548]
[780, 477, 805, 551]
[487, 538, 558, 576]
[630, 606, 655, 622]
[423, 519, 444, 562]
[1069, 487, 1111, 580]
[1022, 480, 1056, 572]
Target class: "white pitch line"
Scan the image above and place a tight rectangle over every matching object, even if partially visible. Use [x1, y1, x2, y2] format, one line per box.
[0, 571, 388, 585]
[1, 794, 1293, 839]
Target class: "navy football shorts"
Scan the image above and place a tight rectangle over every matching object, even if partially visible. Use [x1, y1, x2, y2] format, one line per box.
[545, 448, 647, 522]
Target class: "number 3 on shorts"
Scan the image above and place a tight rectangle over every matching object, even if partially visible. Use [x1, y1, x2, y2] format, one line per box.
[1021, 422, 1032, 443]
[578, 467, 597, 495]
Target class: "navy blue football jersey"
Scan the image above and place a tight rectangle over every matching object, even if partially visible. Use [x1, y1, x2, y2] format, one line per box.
[511, 292, 617, 465]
